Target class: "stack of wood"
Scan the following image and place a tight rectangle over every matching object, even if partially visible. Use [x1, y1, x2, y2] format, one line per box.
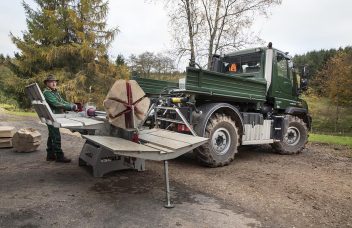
[12, 128, 41, 153]
[0, 126, 16, 148]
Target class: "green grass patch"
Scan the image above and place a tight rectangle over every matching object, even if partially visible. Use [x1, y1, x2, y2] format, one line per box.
[304, 95, 352, 135]
[309, 133, 352, 148]
[4, 110, 36, 117]
[1, 103, 36, 117]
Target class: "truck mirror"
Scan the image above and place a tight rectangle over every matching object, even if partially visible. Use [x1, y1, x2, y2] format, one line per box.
[300, 78, 308, 92]
[289, 62, 295, 68]
[301, 66, 309, 79]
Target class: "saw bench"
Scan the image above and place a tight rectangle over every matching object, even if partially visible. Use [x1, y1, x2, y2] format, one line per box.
[25, 81, 208, 208]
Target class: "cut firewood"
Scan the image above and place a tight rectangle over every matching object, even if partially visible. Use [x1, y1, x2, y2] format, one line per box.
[0, 126, 16, 138]
[0, 138, 12, 148]
[103, 79, 150, 129]
[12, 128, 41, 153]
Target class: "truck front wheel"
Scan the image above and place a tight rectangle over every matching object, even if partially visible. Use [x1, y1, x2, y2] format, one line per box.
[194, 113, 239, 167]
[272, 115, 308, 154]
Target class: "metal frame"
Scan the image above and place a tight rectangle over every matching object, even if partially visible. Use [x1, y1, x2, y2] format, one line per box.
[154, 106, 198, 136]
[141, 105, 200, 207]
[79, 141, 145, 177]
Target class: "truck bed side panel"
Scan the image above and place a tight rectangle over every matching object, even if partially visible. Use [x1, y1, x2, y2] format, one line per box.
[185, 67, 267, 101]
[133, 77, 178, 95]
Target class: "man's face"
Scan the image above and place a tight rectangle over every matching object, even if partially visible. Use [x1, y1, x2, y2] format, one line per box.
[46, 80, 57, 90]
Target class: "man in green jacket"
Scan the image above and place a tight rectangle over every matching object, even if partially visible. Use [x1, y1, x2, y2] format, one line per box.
[43, 75, 77, 163]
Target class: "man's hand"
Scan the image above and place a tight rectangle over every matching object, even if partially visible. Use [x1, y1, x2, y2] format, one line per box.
[71, 104, 78, 112]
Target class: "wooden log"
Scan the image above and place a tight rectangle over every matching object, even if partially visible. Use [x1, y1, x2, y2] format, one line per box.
[0, 138, 12, 148]
[103, 80, 150, 129]
[12, 128, 42, 153]
[0, 126, 15, 138]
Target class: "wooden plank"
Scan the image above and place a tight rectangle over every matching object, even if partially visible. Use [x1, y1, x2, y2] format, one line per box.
[67, 117, 103, 126]
[140, 129, 208, 144]
[0, 126, 16, 138]
[83, 135, 160, 153]
[55, 118, 83, 127]
[0, 138, 12, 143]
[0, 140, 12, 148]
[139, 128, 159, 134]
[143, 143, 174, 153]
[139, 133, 191, 150]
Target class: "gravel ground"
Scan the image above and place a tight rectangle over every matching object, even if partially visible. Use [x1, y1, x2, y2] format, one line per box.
[0, 112, 351, 228]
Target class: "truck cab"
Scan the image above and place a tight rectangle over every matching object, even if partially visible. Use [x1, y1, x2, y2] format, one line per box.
[211, 45, 308, 112]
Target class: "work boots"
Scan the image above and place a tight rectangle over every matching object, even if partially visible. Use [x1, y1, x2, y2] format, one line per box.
[46, 153, 71, 163]
[46, 154, 56, 161]
[56, 156, 71, 163]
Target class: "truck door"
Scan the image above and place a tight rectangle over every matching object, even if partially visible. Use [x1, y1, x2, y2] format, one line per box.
[276, 53, 293, 99]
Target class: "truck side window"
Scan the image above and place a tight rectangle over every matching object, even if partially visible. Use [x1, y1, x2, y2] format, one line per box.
[277, 56, 288, 79]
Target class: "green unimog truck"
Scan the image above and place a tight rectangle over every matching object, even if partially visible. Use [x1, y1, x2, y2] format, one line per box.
[136, 43, 312, 167]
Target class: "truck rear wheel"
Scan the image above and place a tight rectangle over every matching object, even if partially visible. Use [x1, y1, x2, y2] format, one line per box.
[194, 113, 239, 167]
[272, 116, 308, 155]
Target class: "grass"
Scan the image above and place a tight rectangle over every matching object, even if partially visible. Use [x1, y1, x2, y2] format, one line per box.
[309, 133, 352, 148]
[0, 103, 36, 117]
[4, 110, 36, 117]
[304, 95, 352, 135]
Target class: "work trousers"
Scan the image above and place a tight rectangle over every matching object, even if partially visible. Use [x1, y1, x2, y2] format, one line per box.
[46, 125, 64, 158]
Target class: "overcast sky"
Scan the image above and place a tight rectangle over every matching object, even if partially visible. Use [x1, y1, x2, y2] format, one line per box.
[1, 0, 351, 64]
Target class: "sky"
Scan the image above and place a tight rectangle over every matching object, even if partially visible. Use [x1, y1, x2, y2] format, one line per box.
[1, 0, 351, 65]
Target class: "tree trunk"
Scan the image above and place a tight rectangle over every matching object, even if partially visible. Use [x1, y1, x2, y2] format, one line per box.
[185, 0, 196, 66]
[335, 94, 339, 132]
[206, 0, 221, 69]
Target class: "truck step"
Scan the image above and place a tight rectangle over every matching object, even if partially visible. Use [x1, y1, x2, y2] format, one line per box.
[274, 127, 281, 130]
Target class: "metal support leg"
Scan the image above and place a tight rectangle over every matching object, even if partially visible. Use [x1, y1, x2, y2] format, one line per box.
[163, 160, 174, 208]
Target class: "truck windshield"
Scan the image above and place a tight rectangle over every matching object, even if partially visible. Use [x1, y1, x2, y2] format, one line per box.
[223, 52, 262, 74]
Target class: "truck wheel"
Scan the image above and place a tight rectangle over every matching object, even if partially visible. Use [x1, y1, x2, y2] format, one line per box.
[194, 113, 239, 167]
[272, 116, 308, 155]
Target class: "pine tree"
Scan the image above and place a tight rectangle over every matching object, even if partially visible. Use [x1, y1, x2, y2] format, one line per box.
[8, 0, 121, 107]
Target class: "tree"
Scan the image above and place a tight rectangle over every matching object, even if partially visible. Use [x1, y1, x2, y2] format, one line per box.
[154, 53, 175, 74]
[164, 0, 281, 68]
[0, 54, 5, 65]
[127, 52, 176, 77]
[115, 54, 125, 66]
[167, 0, 203, 66]
[293, 47, 352, 95]
[8, 0, 119, 107]
[317, 51, 352, 131]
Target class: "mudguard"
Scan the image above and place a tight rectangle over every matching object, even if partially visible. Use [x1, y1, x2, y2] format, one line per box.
[285, 107, 312, 130]
[194, 103, 244, 137]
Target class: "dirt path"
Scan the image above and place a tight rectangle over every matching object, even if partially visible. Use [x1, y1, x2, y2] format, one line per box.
[0, 112, 351, 227]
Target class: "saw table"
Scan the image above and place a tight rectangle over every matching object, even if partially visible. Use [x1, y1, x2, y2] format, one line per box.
[25, 82, 208, 208]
